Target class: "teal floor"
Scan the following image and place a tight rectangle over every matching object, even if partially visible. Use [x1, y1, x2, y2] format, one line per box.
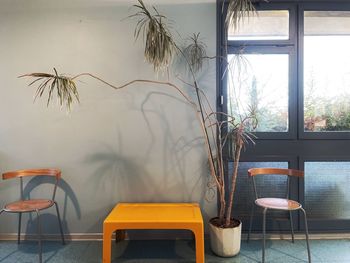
[0, 239, 349, 262]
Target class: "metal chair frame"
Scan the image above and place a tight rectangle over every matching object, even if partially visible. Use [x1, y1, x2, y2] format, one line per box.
[0, 168, 65, 263]
[247, 168, 311, 263]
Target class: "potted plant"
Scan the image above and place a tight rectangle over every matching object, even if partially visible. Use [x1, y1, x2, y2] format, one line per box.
[19, 0, 256, 258]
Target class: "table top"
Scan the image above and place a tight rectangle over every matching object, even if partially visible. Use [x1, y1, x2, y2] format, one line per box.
[104, 203, 203, 224]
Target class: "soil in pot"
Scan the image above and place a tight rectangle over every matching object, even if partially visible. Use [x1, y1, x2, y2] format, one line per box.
[209, 217, 240, 228]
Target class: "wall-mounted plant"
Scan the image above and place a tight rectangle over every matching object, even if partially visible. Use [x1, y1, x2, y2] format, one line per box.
[225, 0, 255, 30]
[20, 69, 79, 110]
[183, 33, 207, 73]
[20, 0, 257, 258]
[131, 0, 175, 71]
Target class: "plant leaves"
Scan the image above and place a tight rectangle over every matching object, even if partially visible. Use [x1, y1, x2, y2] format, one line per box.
[183, 32, 207, 73]
[225, 0, 256, 31]
[19, 68, 80, 110]
[130, 0, 175, 71]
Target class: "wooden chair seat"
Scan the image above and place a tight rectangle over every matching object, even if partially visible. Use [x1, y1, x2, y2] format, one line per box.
[255, 198, 301, 211]
[4, 199, 54, 213]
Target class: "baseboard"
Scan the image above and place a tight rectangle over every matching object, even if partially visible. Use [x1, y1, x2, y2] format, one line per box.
[0, 232, 350, 241]
[0, 231, 198, 241]
[0, 233, 103, 241]
[241, 232, 350, 240]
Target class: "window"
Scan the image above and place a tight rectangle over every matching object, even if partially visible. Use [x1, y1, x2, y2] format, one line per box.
[305, 161, 350, 220]
[304, 11, 350, 132]
[219, 2, 350, 232]
[228, 10, 289, 41]
[227, 53, 289, 132]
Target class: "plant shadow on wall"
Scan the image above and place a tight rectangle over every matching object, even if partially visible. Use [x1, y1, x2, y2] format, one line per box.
[82, 89, 207, 204]
[83, 143, 157, 202]
[140, 91, 209, 202]
[20, 0, 257, 257]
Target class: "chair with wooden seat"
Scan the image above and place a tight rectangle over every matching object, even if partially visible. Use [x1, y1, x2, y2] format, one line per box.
[247, 168, 311, 263]
[0, 168, 65, 263]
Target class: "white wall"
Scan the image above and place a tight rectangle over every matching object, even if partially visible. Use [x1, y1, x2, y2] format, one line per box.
[0, 0, 216, 236]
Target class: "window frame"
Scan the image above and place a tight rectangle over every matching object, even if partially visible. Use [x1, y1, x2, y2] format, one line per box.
[299, 156, 350, 231]
[224, 3, 297, 47]
[219, 1, 350, 140]
[226, 45, 297, 139]
[298, 2, 350, 139]
[218, 0, 350, 232]
[219, 2, 298, 140]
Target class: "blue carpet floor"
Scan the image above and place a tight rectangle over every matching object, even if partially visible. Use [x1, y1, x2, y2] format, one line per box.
[0, 239, 348, 262]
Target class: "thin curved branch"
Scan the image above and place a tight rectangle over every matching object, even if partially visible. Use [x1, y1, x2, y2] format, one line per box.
[72, 73, 196, 107]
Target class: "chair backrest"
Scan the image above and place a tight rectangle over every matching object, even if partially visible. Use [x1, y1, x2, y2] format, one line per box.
[248, 168, 304, 200]
[2, 168, 61, 201]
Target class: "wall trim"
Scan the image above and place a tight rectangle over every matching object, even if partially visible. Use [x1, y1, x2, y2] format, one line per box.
[1, 232, 350, 241]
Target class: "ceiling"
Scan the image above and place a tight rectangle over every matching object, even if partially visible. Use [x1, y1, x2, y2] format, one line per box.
[0, 0, 216, 11]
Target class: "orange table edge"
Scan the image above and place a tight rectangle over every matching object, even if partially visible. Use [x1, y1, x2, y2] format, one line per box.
[103, 203, 205, 263]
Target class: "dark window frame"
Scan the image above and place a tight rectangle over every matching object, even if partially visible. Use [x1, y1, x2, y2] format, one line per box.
[298, 2, 350, 140]
[218, 0, 350, 232]
[299, 156, 350, 231]
[218, 0, 350, 140]
[226, 45, 298, 139]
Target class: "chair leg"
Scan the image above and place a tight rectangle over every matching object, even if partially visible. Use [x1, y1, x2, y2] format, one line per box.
[301, 208, 311, 263]
[289, 211, 294, 243]
[54, 202, 65, 245]
[35, 210, 42, 263]
[262, 208, 267, 263]
[247, 204, 255, 243]
[18, 213, 22, 244]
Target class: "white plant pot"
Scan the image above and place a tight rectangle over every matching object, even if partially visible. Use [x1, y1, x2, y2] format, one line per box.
[209, 218, 242, 257]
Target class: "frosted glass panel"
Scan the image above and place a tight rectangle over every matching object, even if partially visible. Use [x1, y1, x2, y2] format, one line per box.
[305, 162, 350, 219]
[229, 11, 289, 40]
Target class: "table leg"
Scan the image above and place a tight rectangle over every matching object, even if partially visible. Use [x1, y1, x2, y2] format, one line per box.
[115, 230, 126, 243]
[103, 224, 114, 263]
[192, 224, 205, 263]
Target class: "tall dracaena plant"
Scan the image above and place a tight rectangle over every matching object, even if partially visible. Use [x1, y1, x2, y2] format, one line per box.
[19, 0, 256, 228]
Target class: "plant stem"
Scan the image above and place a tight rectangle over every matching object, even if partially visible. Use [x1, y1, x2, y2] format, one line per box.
[225, 134, 243, 227]
[72, 73, 196, 107]
[174, 45, 221, 198]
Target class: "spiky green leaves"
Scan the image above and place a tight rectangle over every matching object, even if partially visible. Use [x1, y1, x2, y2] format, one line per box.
[183, 33, 207, 73]
[227, 113, 257, 157]
[132, 0, 175, 71]
[19, 68, 79, 110]
[225, 0, 255, 31]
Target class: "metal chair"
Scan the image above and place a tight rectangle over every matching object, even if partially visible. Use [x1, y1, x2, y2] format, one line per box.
[247, 168, 311, 263]
[0, 168, 65, 263]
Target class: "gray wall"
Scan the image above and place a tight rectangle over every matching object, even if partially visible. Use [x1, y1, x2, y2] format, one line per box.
[0, 0, 217, 236]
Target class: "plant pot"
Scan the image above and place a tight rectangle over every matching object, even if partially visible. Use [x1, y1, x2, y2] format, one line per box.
[209, 217, 242, 257]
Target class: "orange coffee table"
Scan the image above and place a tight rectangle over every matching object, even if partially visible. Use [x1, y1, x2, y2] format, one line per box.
[103, 203, 204, 262]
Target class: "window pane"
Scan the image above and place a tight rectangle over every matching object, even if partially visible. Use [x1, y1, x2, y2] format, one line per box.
[228, 11, 289, 40]
[227, 54, 289, 132]
[305, 162, 350, 219]
[304, 11, 350, 132]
